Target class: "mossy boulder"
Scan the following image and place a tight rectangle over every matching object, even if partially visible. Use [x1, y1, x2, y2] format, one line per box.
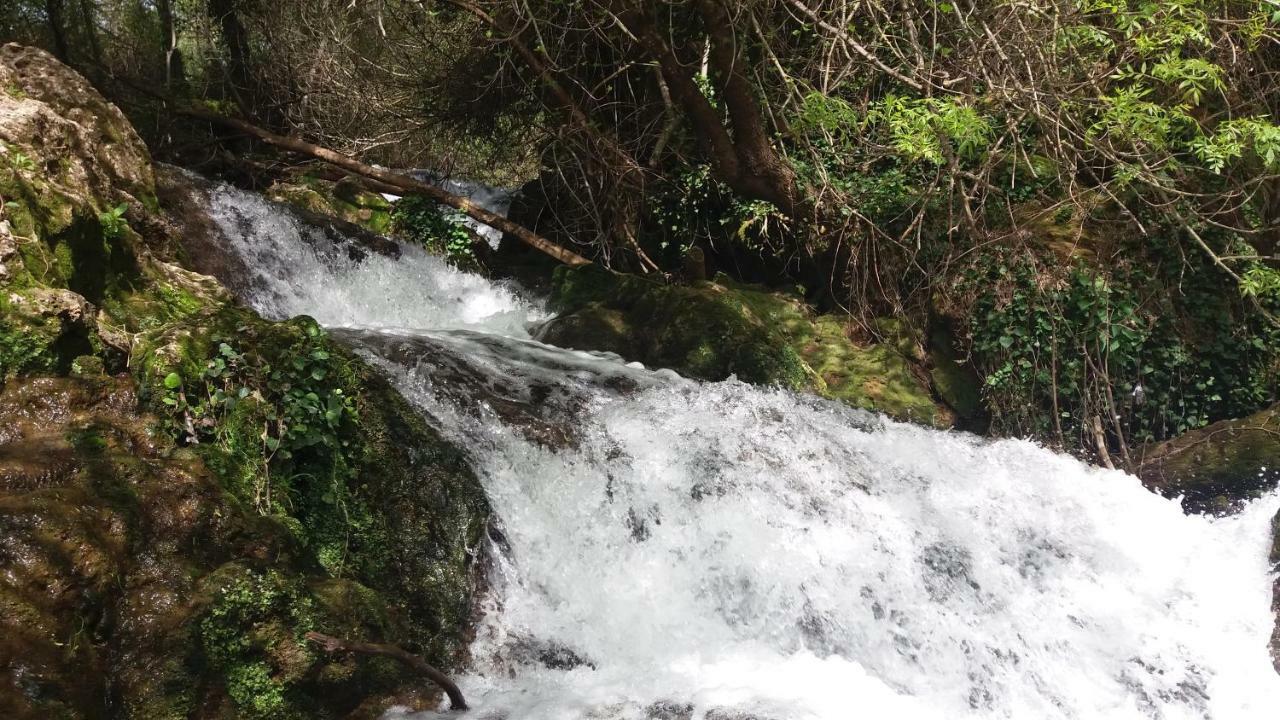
[539, 264, 951, 426]
[0, 45, 488, 718]
[0, 377, 451, 720]
[268, 175, 392, 235]
[0, 43, 155, 211]
[1136, 402, 1280, 514]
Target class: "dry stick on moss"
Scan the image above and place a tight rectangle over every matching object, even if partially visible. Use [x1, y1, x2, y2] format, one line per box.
[174, 105, 591, 268]
[305, 631, 469, 711]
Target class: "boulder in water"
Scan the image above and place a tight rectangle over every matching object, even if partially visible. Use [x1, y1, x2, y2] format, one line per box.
[538, 264, 953, 427]
[1136, 402, 1280, 514]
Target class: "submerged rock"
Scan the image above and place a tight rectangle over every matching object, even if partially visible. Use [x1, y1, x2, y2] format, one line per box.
[0, 44, 489, 717]
[538, 264, 952, 426]
[1136, 402, 1280, 514]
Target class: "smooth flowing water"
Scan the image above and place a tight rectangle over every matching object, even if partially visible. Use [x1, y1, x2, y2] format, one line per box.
[199, 179, 1280, 720]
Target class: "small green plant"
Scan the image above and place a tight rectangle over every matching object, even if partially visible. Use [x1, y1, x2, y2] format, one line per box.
[159, 326, 356, 514]
[7, 150, 35, 174]
[98, 203, 128, 238]
[391, 196, 477, 268]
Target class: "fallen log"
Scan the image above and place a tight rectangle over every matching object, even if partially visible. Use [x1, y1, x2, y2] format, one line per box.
[177, 105, 591, 267]
[305, 631, 469, 711]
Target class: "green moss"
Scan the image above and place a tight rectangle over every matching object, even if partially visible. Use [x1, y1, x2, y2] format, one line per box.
[271, 178, 394, 235]
[543, 265, 948, 426]
[133, 308, 488, 664]
[197, 564, 316, 720]
[1138, 403, 1280, 513]
[0, 315, 58, 376]
[0, 59, 489, 718]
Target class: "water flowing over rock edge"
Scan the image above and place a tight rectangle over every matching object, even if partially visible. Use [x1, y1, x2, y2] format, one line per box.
[2, 41, 1279, 720]
[189, 145, 1280, 718]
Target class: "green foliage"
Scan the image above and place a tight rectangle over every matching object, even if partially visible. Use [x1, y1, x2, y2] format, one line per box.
[647, 164, 791, 259]
[199, 567, 315, 720]
[97, 203, 129, 239]
[958, 235, 1280, 447]
[1190, 118, 1280, 173]
[1241, 264, 1280, 300]
[158, 322, 359, 549]
[794, 92, 861, 147]
[391, 196, 477, 268]
[866, 96, 993, 165]
[1089, 86, 1195, 150]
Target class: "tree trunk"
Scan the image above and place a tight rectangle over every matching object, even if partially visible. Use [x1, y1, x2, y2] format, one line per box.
[617, 1, 806, 218]
[76, 0, 102, 68]
[206, 0, 254, 110]
[44, 0, 69, 61]
[157, 0, 185, 89]
[694, 0, 803, 216]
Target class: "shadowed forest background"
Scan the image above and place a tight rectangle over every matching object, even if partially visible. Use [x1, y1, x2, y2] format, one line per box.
[3, 0, 1279, 462]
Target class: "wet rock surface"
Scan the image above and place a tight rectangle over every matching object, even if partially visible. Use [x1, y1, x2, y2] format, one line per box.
[0, 46, 491, 718]
[1272, 510, 1280, 673]
[538, 264, 953, 427]
[1137, 402, 1280, 514]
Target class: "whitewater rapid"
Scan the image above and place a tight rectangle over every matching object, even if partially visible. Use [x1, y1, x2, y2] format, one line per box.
[200, 179, 1280, 720]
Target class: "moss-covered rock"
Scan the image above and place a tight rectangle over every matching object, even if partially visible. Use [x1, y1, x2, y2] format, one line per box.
[268, 175, 393, 235]
[0, 45, 488, 718]
[1136, 402, 1280, 514]
[538, 264, 951, 426]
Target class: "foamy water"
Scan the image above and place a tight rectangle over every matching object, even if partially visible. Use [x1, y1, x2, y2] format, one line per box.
[201, 178, 1280, 719]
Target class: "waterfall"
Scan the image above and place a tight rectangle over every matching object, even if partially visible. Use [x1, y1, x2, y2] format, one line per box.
[199, 179, 1280, 720]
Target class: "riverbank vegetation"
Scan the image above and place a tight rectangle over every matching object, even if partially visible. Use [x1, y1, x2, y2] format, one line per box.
[3, 0, 1277, 461]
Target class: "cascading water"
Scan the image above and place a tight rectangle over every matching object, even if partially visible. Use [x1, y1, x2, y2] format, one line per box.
[198, 178, 1280, 720]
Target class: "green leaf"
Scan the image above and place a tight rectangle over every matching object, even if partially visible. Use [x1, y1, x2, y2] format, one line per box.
[163, 372, 182, 389]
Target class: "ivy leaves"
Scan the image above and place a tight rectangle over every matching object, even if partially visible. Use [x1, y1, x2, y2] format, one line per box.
[391, 195, 478, 268]
[157, 329, 357, 490]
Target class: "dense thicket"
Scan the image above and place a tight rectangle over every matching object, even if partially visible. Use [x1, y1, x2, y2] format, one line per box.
[4, 0, 1277, 460]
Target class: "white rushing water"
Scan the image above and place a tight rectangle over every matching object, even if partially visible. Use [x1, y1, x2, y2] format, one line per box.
[201, 180, 1280, 720]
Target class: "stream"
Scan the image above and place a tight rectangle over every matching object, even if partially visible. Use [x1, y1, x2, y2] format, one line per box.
[195, 177, 1280, 720]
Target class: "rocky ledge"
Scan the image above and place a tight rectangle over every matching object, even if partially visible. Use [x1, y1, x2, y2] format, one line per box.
[0, 43, 487, 718]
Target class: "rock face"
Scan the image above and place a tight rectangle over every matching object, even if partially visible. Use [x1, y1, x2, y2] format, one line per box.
[1136, 403, 1280, 514]
[268, 175, 393, 235]
[0, 43, 154, 211]
[539, 264, 955, 426]
[0, 44, 489, 718]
